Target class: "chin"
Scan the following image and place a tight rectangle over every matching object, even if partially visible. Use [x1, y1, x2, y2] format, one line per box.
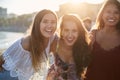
[45, 34, 53, 38]
[66, 43, 74, 46]
[44, 35, 51, 38]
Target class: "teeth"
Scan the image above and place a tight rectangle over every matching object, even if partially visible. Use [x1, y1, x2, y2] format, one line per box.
[108, 19, 114, 22]
[68, 38, 73, 42]
[47, 30, 52, 32]
[68, 37, 73, 40]
[46, 29, 52, 32]
[68, 39, 73, 41]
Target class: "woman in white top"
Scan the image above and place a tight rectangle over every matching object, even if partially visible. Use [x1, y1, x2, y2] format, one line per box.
[0, 9, 57, 80]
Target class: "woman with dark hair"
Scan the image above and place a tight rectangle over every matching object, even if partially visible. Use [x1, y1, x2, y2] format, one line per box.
[47, 14, 91, 80]
[85, 0, 120, 80]
[0, 9, 57, 80]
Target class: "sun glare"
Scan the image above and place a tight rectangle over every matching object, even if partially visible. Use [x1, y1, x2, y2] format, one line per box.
[69, 0, 84, 4]
[0, 0, 105, 15]
[68, 0, 104, 4]
[85, 0, 104, 4]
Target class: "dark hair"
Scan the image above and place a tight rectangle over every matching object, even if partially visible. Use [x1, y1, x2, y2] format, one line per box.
[60, 14, 91, 78]
[96, 0, 120, 31]
[29, 9, 57, 71]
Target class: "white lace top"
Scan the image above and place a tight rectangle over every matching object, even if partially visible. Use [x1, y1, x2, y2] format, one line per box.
[2, 35, 55, 80]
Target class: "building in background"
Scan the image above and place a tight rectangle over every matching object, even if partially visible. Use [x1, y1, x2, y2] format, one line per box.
[0, 7, 7, 18]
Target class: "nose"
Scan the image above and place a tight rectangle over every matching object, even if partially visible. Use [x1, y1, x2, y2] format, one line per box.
[46, 22, 53, 28]
[109, 12, 116, 18]
[68, 31, 73, 38]
[47, 22, 52, 26]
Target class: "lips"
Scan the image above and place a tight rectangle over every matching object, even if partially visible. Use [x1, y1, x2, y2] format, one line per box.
[67, 37, 74, 43]
[45, 29, 53, 34]
[108, 19, 115, 22]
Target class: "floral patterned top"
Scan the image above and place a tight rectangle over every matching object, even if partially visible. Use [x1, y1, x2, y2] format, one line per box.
[47, 53, 80, 80]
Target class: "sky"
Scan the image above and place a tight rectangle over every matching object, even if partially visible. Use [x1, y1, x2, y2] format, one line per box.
[0, 0, 104, 15]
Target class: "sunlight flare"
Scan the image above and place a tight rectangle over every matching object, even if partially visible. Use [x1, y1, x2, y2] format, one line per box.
[85, 0, 104, 4]
[68, 0, 104, 4]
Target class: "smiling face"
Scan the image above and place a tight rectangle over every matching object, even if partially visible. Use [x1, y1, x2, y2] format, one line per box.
[40, 13, 57, 38]
[102, 4, 120, 27]
[61, 21, 78, 47]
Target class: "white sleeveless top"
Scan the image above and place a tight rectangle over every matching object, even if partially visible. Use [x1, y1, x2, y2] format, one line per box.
[2, 35, 56, 80]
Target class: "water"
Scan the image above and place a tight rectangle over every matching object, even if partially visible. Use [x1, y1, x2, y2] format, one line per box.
[0, 31, 24, 51]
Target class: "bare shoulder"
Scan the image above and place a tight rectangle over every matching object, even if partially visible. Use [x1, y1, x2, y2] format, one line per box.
[21, 36, 30, 51]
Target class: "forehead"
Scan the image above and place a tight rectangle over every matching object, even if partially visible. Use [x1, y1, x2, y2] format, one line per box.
[63, 21, 78, 29]
[104, 4, 119, 11]
[42, 13, 56, 20]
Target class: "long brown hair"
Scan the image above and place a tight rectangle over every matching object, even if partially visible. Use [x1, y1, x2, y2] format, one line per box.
[59, 14, 91, 78]
[29, 9, 57, 71]
[95, 0, 120, 31]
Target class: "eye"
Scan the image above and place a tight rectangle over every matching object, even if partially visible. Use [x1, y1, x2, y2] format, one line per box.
[114, 11, 120, 15]
[105, 10, 111, 14]
[64, 29, 69, 32]
[72, 29, 78, 33]
[51, 21, 57, 24]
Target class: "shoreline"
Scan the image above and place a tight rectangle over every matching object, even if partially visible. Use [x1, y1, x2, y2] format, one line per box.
[0, 26, 28, 33]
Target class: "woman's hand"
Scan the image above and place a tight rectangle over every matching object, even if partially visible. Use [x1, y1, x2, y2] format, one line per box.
[46, 70, 57, 80]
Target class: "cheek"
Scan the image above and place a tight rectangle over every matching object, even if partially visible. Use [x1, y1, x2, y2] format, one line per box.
[53, 26, 57, 31]
[53, 24, 57, 28]
[61, 31, 65, 37]
[39, 26, 44, 35]
[74, 34, 79, 42]
[117, 16, 120, 21]
[61, 34, 66, 39]
[40, 26, 42, 32]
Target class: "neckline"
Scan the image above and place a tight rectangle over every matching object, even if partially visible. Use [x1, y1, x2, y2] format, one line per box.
[56, 53, 74, 65]
[94, 41, 120, 52]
